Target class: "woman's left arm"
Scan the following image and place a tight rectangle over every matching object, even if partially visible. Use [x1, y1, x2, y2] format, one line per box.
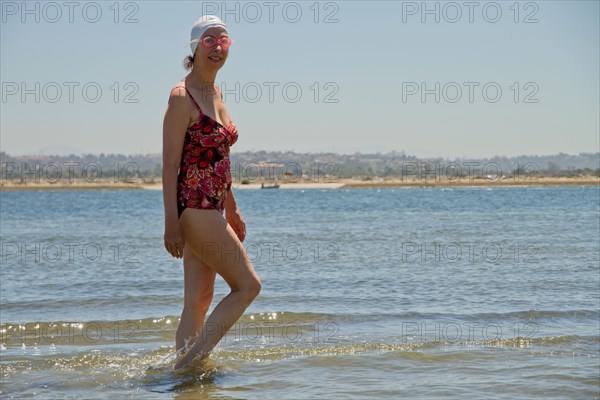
[226, 186, 246, 242]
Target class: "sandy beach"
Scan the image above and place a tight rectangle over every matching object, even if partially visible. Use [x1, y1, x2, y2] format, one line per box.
[0, 176, 597, 190]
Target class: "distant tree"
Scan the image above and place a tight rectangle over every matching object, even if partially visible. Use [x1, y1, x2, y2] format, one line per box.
[547, 161, 561, 175]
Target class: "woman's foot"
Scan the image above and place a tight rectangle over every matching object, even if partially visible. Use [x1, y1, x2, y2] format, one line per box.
[173, 349, 210, 370]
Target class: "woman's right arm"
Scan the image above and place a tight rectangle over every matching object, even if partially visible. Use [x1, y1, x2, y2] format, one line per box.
[162, 86, 189, 259]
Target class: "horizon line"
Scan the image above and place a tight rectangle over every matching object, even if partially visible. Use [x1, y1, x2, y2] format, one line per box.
[1, 150, 598, 161]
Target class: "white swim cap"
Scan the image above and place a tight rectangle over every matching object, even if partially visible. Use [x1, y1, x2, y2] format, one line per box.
[187, 15, 228, 56]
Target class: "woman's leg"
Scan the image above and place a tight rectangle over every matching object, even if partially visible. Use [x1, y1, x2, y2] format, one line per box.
[174, 209, 261, 369]
[175, 245, 217, 353]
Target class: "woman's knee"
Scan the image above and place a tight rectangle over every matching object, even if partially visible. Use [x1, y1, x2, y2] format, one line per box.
[249, 278, 262, 298]
[236, 278, 261, 305]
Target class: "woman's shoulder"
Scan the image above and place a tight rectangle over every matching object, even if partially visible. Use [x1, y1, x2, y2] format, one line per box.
[170, 79, 186, 92]
[166, 80, 191, 108]
[168, 80, 188, 98]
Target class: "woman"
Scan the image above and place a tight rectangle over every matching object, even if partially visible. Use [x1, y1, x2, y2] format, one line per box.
[162, 15, 262, 370]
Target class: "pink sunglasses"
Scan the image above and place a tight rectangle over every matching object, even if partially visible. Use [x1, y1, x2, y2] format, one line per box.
[199, 36, 233, 50]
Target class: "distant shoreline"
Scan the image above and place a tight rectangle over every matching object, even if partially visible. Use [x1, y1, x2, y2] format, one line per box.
[0, 176, 597, 191]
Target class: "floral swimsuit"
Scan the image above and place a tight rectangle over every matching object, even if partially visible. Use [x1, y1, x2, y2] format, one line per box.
[176, 84, 238, 219]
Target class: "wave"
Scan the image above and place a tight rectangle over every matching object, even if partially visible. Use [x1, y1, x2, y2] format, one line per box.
[0, 312, 338, 347]
[2, 334, 598, 373]
[2, 308, 597, 327]
[1, 310, 598, 349]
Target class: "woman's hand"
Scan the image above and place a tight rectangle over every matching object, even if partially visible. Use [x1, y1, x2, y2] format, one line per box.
[164, 218, 185, 259]
[226, 209, 246, 242]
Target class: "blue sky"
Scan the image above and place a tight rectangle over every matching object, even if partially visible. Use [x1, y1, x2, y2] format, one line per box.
[1, 1, 598, 158]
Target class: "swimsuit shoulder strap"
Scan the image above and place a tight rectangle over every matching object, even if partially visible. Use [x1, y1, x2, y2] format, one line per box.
[180, 82, 218, 114]
[184, 87, 203, 114]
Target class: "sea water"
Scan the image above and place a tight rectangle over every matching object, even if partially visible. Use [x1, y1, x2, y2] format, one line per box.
[1, 186, 598, 399]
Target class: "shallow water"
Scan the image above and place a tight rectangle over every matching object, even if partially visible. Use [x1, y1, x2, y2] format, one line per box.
[1, 186, 599, 399]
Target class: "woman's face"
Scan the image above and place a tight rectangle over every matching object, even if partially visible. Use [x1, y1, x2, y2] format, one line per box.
[193, 27, 229, 70]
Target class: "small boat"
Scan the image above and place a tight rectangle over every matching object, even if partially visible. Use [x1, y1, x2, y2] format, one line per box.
[261, 183, 280, 189]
